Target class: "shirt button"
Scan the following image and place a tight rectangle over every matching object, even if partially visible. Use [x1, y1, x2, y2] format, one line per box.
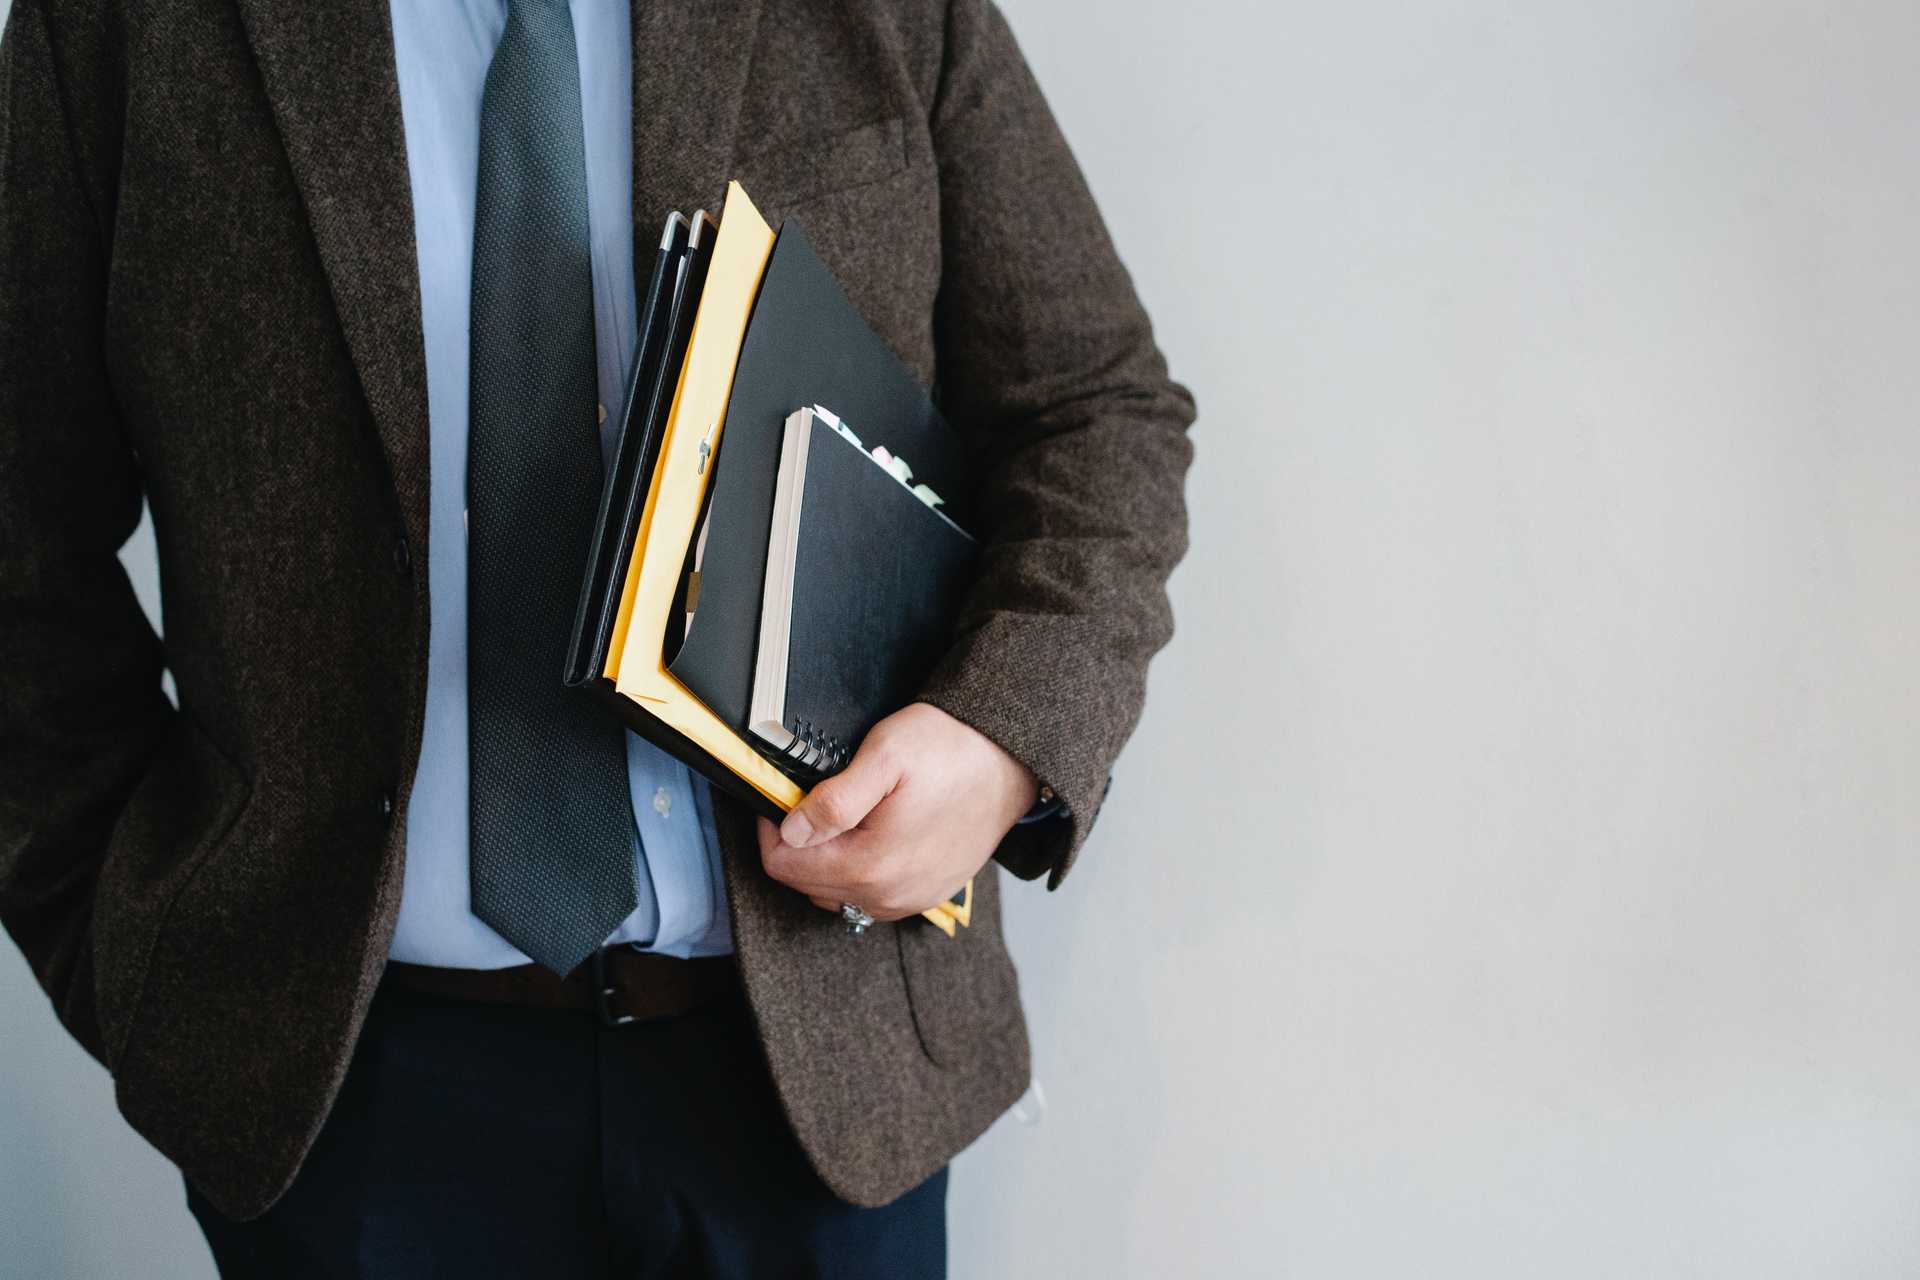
[392, 534, 411, 575]
[652, 787, 672, 817]
[379, 791, 394, 822]
[598, 403, 608, 425]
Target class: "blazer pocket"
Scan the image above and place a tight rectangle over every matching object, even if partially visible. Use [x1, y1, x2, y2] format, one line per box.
[895, 896, 1022, 1069]
[91, 710, 253, 1069]
[734, 114, 911, 210]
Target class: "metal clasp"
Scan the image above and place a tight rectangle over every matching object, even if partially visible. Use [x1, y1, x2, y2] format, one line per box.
[590, 947, 635, 1028]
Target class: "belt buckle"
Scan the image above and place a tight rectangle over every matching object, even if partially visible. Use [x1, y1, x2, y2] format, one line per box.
[590, 947, 635, 1028]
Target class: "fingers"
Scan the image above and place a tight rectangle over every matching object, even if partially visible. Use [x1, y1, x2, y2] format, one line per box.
[778, 736, 904, 849]
[764, 824, 876, 898]
[753, 725, 961, 925]
[809, 893, 917, 923]
[760, 815, 833, 892]
[781, 833, 927, 921]
[763, 823, 928, 921]
[787, 859, 939, 924]
[761, 816, 876, 904]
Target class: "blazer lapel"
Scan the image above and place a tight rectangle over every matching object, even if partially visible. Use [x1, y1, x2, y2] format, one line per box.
[234, 0, 763, 544]
[235, 0, 431, 536]
[631, 0, 764, 231]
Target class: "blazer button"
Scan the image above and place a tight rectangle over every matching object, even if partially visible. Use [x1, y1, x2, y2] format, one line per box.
[392, 534, 411, 575]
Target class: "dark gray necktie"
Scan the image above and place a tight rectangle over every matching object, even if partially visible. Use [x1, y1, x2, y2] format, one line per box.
[468, 0, 635, 975]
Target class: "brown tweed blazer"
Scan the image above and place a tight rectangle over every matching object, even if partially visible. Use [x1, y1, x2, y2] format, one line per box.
[0, 0, 1194, 1220]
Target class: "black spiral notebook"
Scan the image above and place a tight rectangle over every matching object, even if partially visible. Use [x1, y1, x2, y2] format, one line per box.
[748, 407, 978, 778]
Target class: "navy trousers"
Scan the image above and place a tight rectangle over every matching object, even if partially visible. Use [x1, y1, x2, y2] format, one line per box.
[185, 982, 947, 1278]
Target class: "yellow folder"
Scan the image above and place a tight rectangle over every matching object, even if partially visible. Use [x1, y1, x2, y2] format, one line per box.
[605, 182, 804, 812]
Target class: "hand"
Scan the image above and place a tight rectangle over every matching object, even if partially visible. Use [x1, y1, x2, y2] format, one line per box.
[757, 702, 1039, 922]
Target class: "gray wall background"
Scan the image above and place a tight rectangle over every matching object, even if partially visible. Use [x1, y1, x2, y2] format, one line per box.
[5, 1, 1918, 1276]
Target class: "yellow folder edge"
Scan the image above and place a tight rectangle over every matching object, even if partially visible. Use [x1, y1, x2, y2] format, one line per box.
[603, 180, 968, 930]
[608, 181, 801, 812]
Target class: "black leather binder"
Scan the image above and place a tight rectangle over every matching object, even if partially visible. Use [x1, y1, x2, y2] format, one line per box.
[748, 409, 977, 779]
[564, 209, 715, 689]
[667, 219, 973, 736]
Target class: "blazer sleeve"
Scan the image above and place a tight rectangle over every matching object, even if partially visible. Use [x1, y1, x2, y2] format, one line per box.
[913, 0, 1196, 888]
[0, 0, 170, 1064]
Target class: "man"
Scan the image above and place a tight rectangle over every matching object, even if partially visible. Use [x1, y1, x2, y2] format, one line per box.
[0, 0, 1193, 1273]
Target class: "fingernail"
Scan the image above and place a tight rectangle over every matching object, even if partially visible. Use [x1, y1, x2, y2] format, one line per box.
[781, 812, 814, 848]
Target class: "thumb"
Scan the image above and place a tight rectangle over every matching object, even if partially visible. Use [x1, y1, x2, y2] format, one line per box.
[779, 741, 903, 848]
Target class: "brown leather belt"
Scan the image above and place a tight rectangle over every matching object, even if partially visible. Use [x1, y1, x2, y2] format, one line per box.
[381, 948, 739, 1027]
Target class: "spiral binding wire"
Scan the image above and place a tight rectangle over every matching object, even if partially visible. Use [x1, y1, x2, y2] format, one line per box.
[779, 716, 849, 776]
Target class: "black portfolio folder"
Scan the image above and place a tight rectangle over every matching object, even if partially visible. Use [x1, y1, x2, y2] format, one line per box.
[565, 209, 715, 689]
[667, 220, 974, 739]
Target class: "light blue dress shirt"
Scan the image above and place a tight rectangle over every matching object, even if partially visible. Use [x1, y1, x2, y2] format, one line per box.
[387, 0, 731, 967]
